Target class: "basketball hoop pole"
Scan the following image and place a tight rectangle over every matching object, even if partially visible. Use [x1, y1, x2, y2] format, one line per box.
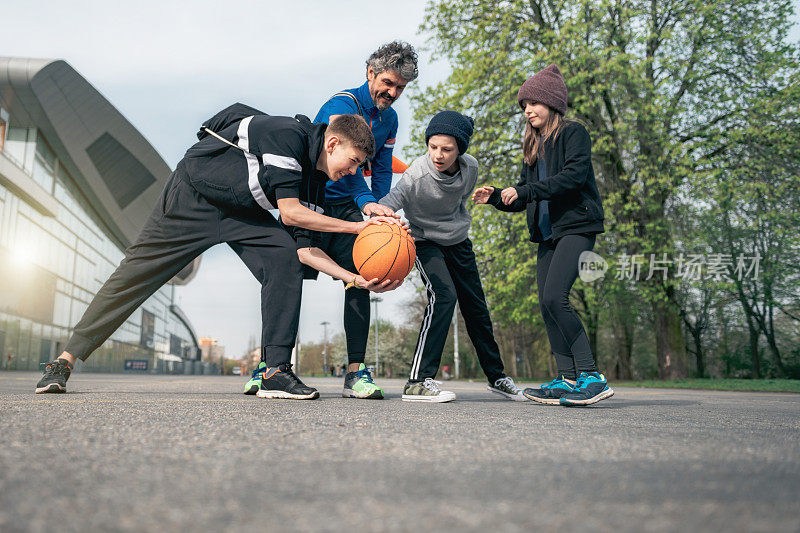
[453, 306, 460, 379]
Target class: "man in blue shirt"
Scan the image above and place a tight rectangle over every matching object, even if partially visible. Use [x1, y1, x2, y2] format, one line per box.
[311, 41, 419, 400]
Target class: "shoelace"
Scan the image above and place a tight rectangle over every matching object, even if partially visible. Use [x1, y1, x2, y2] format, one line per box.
[279, 364, 303, 387]
[355, 369, 375, 383]
[541, 377, 562, 389]
[42, 360, 70, 375]
[496, 376, 521, 394]
[422, 378, 442, 392]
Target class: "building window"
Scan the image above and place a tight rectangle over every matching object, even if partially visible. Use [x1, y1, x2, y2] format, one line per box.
[4, 126, 38, 174]
[33, 136, 56, 193]
[0, 115, 6, 153]
[140, 310, 155, 349]
[169, 334, 184, 356]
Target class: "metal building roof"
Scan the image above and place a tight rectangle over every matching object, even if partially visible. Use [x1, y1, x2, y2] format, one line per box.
[0, 57, 199, 284]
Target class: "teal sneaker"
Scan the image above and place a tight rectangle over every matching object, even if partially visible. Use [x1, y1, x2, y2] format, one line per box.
[244, 362, 267, 395]
[523, 376, 577, 405]
[559, 372, 614, 406]
[342, 363, 384, 399]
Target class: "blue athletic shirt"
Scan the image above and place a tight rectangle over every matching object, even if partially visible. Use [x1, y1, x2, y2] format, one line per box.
[314, 81, 398, 209]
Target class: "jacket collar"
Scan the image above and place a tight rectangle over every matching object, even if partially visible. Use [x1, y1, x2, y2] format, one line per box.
[354, 81, 381, 119]
[295, 114, 329, 181]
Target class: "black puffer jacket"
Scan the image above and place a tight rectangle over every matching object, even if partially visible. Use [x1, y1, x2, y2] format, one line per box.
[488, 121, 604, 243]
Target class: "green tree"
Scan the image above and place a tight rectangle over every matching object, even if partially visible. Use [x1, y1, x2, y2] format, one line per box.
[409, 0, 799, 378]
[695, 76, 800, 377]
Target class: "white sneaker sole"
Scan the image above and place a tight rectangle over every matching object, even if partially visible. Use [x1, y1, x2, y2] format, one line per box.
[487, 386, 528, 401]
[524, 393, 562, 405]
[342, 387, 384, 399]
[401, 393, 456, 403]
[561, 388, 615, 406]
[256, 389, 319, 400]
[35, 383, 65, 394]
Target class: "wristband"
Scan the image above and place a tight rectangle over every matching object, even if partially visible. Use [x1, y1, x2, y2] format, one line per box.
[344, 275, 358, 290]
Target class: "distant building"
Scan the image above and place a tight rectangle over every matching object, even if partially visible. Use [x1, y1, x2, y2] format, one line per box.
[199, 336, 225, 364]
[0, 57, 200, 372]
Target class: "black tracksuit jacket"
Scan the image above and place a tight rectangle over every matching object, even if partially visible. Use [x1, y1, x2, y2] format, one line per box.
[488, 121, 605, 242]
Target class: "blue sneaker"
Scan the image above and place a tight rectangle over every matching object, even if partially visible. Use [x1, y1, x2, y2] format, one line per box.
[243, 362, 267, 395]
[559, 372, 614, 406]
[523, 376, 577, 405]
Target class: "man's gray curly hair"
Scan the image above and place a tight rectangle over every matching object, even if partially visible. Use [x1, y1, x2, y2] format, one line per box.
[366, 41, 419, 82]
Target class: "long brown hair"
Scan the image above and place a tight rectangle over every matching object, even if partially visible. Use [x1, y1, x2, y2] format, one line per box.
[522, 108, 565, 165]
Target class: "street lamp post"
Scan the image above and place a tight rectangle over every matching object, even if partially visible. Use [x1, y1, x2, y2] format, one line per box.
[320, 321, 329, 376]
[370, 296, 382, 376]
[453, 305, 460, 379]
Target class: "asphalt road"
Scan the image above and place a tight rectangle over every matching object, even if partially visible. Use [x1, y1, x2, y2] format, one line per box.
[1, 372, 798, 533]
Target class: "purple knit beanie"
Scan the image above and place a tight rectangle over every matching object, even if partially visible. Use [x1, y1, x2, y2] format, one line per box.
[517, 64, 567, 115]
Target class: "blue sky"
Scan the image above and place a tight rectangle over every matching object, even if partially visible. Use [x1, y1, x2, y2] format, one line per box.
[3, 0, 799, 357]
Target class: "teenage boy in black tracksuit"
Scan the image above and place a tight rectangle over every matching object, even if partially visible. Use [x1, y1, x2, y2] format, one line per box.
[34, 106, 399, 399]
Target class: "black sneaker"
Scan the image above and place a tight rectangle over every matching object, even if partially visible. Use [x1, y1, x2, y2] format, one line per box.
[35, 359, 72, 394]
[559, 372, 614, 406]
[523, 376, 576, 405]
[256, 364, 319, 400]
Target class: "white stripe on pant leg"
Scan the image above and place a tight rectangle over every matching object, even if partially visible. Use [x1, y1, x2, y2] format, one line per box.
[412, 259, 435, 379]
[411, 257, 436, 380]
[410, 260, 431, 380]
[409, 257, 432, 379]
[237, 116, 275, 211]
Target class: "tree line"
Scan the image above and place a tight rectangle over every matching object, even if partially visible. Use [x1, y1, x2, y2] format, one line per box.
[393, 0, 800, 380]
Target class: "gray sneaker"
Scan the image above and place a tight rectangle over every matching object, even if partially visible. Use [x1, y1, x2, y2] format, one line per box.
[488, 376, 527, 401]
[401, 378, 456, 403]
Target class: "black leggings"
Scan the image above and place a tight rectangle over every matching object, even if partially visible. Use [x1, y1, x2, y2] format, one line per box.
[537, 233, 598, 380]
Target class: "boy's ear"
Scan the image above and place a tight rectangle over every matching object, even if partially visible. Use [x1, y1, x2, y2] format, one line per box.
[324, 134, 340, 153]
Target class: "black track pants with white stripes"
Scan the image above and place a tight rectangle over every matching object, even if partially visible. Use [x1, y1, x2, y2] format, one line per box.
[409, 239, 505, 384]
[64, 162, 303, 367]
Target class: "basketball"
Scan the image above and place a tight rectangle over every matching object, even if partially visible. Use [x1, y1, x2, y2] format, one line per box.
[352, 223, 416, 283]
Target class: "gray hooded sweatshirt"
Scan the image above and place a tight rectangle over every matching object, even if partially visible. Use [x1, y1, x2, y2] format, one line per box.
[380, 153, 478, 246]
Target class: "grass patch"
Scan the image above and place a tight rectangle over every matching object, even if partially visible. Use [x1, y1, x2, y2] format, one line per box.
[613, 378, 800, 393]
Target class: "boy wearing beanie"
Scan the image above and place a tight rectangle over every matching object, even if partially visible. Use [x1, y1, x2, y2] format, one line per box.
[380, 111, 525, 402]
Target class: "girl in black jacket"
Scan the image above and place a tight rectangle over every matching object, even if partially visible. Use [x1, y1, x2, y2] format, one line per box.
[473, 64, 613, 406]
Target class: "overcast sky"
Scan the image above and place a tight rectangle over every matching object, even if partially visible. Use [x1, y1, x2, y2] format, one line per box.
[3, 1, 799, 358]
[2, 0, 446, 357]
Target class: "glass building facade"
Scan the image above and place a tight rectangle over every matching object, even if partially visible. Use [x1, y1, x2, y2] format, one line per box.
[0, 58, 199, 373]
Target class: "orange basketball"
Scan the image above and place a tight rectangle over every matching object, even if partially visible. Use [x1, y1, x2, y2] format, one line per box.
[352, 223, 416, 283]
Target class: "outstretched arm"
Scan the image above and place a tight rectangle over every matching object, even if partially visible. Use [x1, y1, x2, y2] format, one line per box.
[277, 198, 401, 233]
[472, 186, 527, 212]
[297, 247, 403, 293]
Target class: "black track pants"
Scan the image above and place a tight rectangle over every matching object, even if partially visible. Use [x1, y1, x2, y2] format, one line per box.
[410, 239, 505, 384]
[64, 163, 303, 367]
[316, 200, 370, 365]
[536, 233, 598, 379]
